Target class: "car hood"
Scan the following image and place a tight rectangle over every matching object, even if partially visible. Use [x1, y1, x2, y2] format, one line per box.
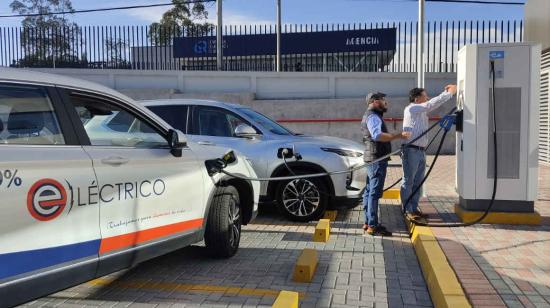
[278, 134, 364, 151]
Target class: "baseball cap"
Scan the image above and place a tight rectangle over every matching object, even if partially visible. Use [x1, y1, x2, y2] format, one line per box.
[367, 92, 387, 103]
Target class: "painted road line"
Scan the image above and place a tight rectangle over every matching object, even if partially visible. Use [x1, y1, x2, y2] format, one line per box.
[313, 219, 330, 242]
[272, 290, 299, 308]
[89, 278, 306, 299]
[407, 221, 471, 308]
[292, 248, 318, 283]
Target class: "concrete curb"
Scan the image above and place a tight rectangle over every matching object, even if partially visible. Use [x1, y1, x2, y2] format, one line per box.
[407, 222, 472, 308]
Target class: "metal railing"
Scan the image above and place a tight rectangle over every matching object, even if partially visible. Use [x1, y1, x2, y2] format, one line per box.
[0, 20, 523, 72]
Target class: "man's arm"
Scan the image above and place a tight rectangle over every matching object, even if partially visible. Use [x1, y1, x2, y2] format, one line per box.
[409, 85, 457, 113]
[408, 91, 453, 113]
[365, 114, 409, 142]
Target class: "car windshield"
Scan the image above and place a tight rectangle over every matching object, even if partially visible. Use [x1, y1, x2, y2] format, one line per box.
[238, 108, 294, 136]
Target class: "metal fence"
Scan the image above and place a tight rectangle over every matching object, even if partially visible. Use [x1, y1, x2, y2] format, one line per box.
[0, 20, 523, 73]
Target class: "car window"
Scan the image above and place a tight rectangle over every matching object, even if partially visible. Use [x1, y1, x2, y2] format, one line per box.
[68, 94, 167, 148]
[0, 84, 65, 145]
[147, 105, 188, 133]
[238, 108, 294, 136]
[196, 107, 233, 137]
[192, 106, 256, 137]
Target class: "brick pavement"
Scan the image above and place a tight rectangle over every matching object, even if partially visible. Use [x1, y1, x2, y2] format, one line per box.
[420, 157, 550, 308]
[21, 163, 431, 308]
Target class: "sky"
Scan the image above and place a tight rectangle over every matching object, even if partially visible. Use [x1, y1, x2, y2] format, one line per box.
[0, 0, 525, 28]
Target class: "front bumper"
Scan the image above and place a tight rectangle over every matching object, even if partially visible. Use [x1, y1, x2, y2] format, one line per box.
[329, 189, 364, 208]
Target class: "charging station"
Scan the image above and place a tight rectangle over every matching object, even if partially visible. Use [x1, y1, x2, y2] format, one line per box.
[455, 43, 541, 224]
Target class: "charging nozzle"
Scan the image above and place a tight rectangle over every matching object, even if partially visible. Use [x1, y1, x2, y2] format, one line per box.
[205, 150, 237, 177]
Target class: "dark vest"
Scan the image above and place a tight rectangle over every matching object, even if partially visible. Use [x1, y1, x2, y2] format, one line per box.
[363, 109, 392, 162]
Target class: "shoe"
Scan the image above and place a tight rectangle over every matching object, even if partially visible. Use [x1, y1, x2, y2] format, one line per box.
[406, 212, 422, 221]
[412, 210, 429, 218]
[366, 225, 392, 236]
[362, 224, 369, 231]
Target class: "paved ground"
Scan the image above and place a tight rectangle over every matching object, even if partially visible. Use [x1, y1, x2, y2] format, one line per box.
[21, 164, 430, 308]
[22, 156, 550, 307]
[419, 157, 550, 308]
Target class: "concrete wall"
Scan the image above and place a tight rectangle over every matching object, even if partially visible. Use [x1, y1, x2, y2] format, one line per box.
[525, 0, 550, 51]
[32, 68, 455, 100]
[31, 68, 457, 154]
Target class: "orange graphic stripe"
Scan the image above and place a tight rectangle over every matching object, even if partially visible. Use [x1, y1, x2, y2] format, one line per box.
[99, 218, 203, 254]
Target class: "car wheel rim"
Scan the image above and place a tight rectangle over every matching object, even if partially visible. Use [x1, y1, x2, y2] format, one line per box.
[282, 179, 320, 217]
[228, 197, 240, 247]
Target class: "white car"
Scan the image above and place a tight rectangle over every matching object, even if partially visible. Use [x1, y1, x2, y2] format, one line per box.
[142, 99, 368, 222]
[0, 68, 259, 307]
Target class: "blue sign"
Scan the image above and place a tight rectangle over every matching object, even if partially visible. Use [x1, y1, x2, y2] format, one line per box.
[173, 28, 396, 58]
[489, 50, 505, 59]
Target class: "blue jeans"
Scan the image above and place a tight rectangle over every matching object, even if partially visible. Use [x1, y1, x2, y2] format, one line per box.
[363, 160, 388, 227]
[400, 147, 426, 213]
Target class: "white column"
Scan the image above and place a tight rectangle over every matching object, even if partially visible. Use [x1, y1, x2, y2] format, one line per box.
[216, 0, 223, 71]
[276, 0, 282, 72]
[417, 0, 425, 87]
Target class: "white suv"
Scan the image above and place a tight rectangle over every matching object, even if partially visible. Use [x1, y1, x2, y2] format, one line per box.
[0, 69, 259, 307]
[142, 99, 367, 222]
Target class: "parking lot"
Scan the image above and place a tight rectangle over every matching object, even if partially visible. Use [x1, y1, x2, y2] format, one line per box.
[20, 163, 432, 308]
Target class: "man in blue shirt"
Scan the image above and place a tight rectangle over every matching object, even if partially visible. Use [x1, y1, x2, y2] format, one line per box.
[361, 92, 410, 236]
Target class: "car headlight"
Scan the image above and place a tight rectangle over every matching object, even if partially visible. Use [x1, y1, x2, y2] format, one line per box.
[321, 147, 363, 157]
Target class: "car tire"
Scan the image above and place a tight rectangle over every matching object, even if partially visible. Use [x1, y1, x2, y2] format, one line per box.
[276, 175, 328, 222]
[204, 185, 241, 258]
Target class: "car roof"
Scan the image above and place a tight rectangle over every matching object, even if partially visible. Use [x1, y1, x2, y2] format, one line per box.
[140, 98, 246, 110]
[0, 68, 134, 104]
[0, 68, 173, 131]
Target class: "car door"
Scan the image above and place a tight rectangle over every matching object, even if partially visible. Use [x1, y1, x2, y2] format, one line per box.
[0, 83, 99, 306]
[187, 105, 269, 178]
[60, 91, 206, 275]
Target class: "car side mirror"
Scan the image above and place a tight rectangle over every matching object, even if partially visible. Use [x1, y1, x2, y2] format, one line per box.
[168, 129, 187, 157]
[234, 124, 258, 139]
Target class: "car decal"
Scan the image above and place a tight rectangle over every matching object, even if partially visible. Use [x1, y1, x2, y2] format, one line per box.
[0, 218, 203, 280]
[98, 218, 203, 254]
[0, 239, 100, 280]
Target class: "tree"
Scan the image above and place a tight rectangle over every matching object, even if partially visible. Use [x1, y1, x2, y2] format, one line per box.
[10, 0, 80, 66]
[148, 0, 213, 46]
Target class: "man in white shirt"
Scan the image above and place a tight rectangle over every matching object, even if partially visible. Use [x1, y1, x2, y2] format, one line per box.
[401, 85, 457, 220]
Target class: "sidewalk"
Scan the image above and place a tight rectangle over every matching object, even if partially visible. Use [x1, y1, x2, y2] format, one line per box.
[411, 156, 550, 308]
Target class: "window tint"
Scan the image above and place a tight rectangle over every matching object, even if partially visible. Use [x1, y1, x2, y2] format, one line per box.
[192, 107, 255, 137]
[0, 85, 65, 145]
[147, 105, 188, 133]
[197, 108, 233, 137]
[68, 94, 167, 148]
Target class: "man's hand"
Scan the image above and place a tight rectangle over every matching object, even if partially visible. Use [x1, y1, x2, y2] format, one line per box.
[391, 131, 411, 140]
[445, 84, 457, 95]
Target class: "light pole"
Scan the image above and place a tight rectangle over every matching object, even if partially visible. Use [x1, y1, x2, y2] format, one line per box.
[417, 0, 425, 87]
[216, 0, 223, 70]
[276, 0, 281, 72]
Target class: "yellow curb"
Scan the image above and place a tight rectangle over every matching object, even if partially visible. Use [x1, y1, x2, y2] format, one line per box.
[89, 278, 305, 298]
[323, 210, 338, 221]
[382, 189, 400, 200]
[407, 221, 471, 308]
[313, 219, 330, 242]
[272, 290, 299, 308]
[292, 248, 318, 283]
[454, 204, 541, 225]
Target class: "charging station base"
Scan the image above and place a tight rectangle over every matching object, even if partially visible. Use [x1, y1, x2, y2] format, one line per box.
[454, 204, 541, 225]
